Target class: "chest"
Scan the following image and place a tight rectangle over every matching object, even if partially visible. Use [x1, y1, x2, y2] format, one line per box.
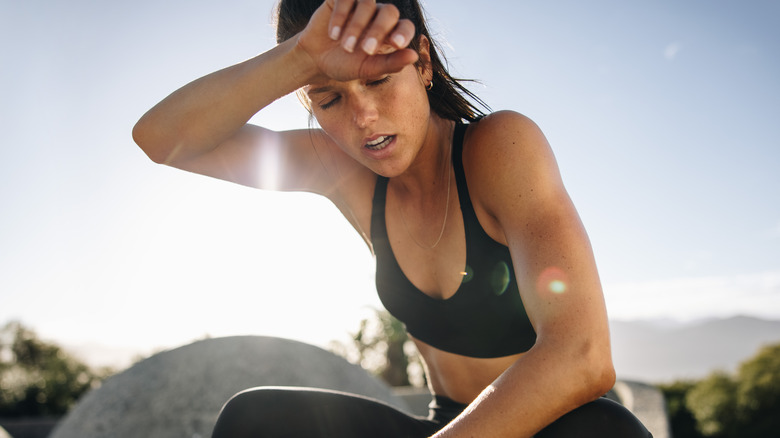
[380, 172, 509, 300]
[371, 182, 535, 357]
[384, 191, 466, 300]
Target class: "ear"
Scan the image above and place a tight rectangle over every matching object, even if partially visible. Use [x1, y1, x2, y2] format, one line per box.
[416, 35, 433, 84]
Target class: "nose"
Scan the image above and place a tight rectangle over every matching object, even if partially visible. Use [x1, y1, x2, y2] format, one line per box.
[352, 95, 378, 129]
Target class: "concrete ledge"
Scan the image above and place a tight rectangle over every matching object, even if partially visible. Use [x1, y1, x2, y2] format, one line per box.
[612, 380, 671, 438]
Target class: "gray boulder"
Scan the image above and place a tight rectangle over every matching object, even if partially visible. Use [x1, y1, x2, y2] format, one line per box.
[51, 336, 407, 438]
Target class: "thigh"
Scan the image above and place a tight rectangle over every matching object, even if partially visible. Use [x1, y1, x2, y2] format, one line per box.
[211, 386, 440, 438]
[536, 398, 652, 438]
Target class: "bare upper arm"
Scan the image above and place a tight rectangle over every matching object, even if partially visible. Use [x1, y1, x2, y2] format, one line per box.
[464, 111, 607, 340]
[134, 118, 379, 250]
[164, 124, 365, 198]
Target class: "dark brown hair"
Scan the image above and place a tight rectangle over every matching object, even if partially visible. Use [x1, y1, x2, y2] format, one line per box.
[275, 0, 489, 122]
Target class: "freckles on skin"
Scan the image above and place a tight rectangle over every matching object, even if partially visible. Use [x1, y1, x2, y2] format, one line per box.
[305, 64, 432, 177]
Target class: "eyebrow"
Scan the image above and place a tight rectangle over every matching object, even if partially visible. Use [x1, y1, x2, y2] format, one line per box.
[307, 85, 335, 96]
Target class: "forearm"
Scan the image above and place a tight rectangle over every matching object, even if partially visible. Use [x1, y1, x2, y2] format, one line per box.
[132, 36, 317, 164]
[432, 338, 614, 438]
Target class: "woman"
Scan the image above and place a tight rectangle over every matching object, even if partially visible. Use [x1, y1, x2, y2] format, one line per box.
[133, 0, 651, 436]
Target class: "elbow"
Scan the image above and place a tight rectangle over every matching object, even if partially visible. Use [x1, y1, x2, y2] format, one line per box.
[132, 115, 171, 165]
[543, 330, 615, 403]
[590, 355, 616, 398]
[132, 118, 160, 163]
[579, 339, 616, 401]
[537, 330, 616, 404]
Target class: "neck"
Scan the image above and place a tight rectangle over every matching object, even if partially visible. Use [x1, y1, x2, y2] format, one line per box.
[393, 114, 455, 199]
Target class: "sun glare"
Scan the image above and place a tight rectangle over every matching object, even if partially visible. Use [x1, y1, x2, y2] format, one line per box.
[257, 131, 282, 191]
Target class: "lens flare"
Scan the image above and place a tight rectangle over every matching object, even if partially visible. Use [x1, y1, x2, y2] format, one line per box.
[257, 131, 281, 190]
[490, 261, 511, 296]
[537, 266, 569, 295]
[461, 265, 474, 284]
[549, 280, 567, 294]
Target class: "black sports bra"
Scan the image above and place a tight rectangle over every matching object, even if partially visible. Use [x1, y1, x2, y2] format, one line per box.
[371, 122, 537, 358]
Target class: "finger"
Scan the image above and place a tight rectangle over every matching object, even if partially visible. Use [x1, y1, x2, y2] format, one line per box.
[388, 19, 415, 50]
[341, 0, 377, 53]
[358, 3, 400, 55]
[371, 19, 414, 56]
[328, 0, 355, 41]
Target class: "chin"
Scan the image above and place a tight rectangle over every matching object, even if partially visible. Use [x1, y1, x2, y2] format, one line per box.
[370, 160, 410, 178]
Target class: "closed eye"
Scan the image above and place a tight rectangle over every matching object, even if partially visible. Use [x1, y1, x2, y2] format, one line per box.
[367, 76, 391, 87]
[316, 76, 390, 110]
[318, 95, 341, 110]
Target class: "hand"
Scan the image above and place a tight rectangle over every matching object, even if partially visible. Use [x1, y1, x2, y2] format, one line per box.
[297, 0, 419, 83]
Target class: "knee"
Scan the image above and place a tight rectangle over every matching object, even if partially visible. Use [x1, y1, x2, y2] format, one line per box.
[538, 398, 652, 438]
[212, 387, 293, 438]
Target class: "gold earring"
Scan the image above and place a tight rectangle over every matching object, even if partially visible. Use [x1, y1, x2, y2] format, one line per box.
[426, 80, 434, 91]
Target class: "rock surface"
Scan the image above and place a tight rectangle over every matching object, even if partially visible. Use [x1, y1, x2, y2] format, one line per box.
[612, 380, 672, 438]
[51, 336, 407, 438]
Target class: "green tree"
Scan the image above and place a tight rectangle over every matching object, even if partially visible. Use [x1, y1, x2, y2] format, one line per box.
[686, 371, 739, 437]
[330, 309, 425, 387]
[657, 380, 703, 438]
[734, 343, 780, 437]
[0, 321, 113, 417]
[661, 341, 780, 438]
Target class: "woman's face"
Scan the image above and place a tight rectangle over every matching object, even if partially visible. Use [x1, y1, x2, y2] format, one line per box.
[306, 53, 433, 177]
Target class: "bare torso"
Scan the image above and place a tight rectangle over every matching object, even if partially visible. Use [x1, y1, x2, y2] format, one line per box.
[413, 337, 522, 403]
[335, 119, 523, 404]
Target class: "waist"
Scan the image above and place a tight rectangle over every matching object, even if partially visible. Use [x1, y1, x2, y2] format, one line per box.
[413, 335, 521, 403]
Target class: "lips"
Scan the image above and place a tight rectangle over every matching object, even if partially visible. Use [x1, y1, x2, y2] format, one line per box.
[364, 135, 395, 151]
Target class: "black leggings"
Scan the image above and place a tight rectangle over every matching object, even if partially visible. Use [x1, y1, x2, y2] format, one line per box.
[211, 386, 652, 437]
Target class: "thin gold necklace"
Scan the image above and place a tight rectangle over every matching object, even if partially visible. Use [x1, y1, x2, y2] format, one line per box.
[398, 141, 453, 250]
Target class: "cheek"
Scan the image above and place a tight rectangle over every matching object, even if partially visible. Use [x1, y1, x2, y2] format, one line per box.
[384, 81, 429, 121]
[312, 110, 345, 139]
[399, 89, 430, 132]
[318, 120, 347, 146]
[313, 118, 365, 160]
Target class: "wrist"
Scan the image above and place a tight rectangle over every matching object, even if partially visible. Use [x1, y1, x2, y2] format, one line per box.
[282, 34, 324, 89]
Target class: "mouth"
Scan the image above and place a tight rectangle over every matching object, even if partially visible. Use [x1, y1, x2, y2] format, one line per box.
[364, 135, 395, 151]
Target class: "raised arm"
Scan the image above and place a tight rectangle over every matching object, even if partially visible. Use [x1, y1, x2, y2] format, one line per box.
[132, 0, 418, 194]
[434, 111, 615, 438]
[132, 36, 322, 189]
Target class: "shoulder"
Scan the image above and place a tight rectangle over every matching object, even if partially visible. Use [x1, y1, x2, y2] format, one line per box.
[466, 110, 546, 151]
[462, 111, 568, 231]
[464, 110, 563, 198]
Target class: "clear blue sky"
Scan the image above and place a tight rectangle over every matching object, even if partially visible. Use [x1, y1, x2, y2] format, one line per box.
[1, 0, 778, 367]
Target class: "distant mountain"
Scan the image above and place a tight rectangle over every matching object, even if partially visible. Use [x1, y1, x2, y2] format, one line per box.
[610, 315, 780, 383]
[68, 315, 780, 385]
